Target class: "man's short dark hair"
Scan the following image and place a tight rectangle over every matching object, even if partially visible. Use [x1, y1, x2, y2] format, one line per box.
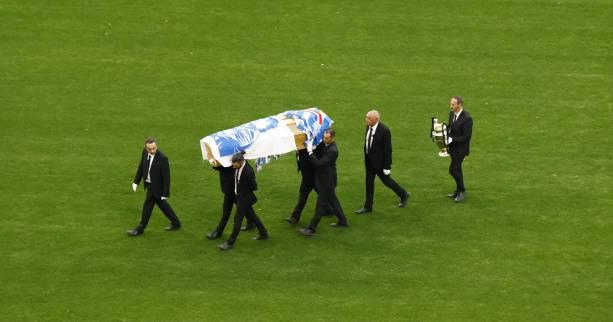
[325, 128, 336, 137]
[231, 151, 246, 162]
[453, 96, 463, 106]
[145, 137, 157, 144]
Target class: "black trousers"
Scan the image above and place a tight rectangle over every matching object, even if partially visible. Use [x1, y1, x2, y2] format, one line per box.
[227, 202, 267, 245]
[290, 177, 315, 220]
[215, 192, 235, 234]
[291, 176, 336, 220]
[308, 188, 347, 232]
[364, 165, 407, 210]
[214, 193, 254, 234]
[449, 153, 466, 192]
[137, 188, 181, 232]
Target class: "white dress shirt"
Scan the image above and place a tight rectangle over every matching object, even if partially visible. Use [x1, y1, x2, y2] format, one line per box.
[453, 109, 463, 123]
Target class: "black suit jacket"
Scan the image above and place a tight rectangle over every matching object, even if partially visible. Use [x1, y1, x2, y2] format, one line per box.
[309, 142, 338, 190]
[213, 165, 234, 194]
[364, 122, 393, 171]
[447, 109, 473, 157]
[296, 149, 315, 180]
[235, 161, 258, 206]
[134, 149, 171, 198]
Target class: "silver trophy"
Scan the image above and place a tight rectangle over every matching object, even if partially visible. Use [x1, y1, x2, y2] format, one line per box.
[431, 117, 449, 157]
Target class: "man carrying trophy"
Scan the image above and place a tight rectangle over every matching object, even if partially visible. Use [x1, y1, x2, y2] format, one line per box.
[445, 96, 473, 202]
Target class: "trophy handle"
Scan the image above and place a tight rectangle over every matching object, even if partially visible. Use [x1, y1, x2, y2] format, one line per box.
[442, 123, 448, 146]
[430, 117, 435, 140]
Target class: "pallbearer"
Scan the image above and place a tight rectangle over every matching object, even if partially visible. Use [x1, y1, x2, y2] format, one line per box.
[298, 129, 349, 236]
[205, 160, 254, 240]
[217, 152, 268, 251]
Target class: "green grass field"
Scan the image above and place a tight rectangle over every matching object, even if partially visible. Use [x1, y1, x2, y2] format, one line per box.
[1, 0, 612, 320]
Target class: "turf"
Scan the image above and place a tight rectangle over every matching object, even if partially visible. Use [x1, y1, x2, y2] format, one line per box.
[1, 0, 612, 320]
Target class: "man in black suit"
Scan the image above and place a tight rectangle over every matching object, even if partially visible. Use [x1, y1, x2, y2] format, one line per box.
[298, 129, 349, 236]
[355, 110, 410, 214]
[286, 149, 315, 224]
[127, 138, 181, 236]
[206, 161, 256, 239]
[286, 149, 336, 224]
[217, 152, 268, 251]
[446, 96, 473, 202]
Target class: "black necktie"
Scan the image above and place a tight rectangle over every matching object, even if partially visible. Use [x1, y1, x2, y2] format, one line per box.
[453, 114, 458, 123]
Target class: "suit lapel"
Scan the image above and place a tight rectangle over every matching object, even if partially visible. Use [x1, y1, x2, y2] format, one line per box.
[150, 152, 160, 174]
[456, 112, 466, 128]
[364, 126, 370, 150]
[373, 124, 384, 145]
[238, 163, 251, 188]
[451, 112, 464, 130]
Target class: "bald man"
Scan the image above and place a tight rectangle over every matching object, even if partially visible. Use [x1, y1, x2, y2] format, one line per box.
[355, 110, 410, 214]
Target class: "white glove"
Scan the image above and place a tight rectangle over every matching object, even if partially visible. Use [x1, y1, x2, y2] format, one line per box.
[161, 196, 167, 200]
[208, 159, 215, 165]
[304, 141, 313, 154]
[447, 137, 453, 145]
[383, 169, 391, 176]
[132, 183, 138, 192]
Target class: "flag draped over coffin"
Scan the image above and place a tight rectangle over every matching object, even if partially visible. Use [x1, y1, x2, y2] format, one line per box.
[200, 107, 334, 169]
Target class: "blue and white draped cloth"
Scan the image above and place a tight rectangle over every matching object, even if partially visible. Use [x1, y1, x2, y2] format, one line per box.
[200, 107, 334, 170]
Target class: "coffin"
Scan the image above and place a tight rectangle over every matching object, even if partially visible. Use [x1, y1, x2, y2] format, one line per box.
[200, 108, 334, 168]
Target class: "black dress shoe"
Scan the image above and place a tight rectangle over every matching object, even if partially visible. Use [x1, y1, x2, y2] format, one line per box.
[241, 225, 256, 231]
[127, 229, 143, 237]
[285, 217, 299, 224]
[297, 228, 315, 236]
[398, 191, 410, 208]
[354, 207, 372, 214]
[329, 222, 349, 228]
[454, 192, 465, 202]
[206, 230, 221, 240]
[164, 225, 181, 231]
[252, 235, 269, 240]
[447, 192, 458, 198]
[217, 242, 233, 251]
